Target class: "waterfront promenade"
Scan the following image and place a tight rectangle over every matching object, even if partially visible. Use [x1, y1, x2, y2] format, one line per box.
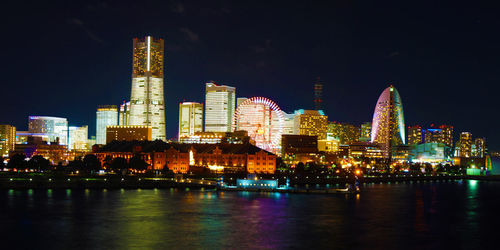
[0, 173, 496, 190]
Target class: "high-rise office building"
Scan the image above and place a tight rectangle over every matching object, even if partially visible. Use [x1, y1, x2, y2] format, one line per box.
[459, 132, 472, 158]
[326, 122, 360, 144]
[68, 125, 89, 151]
[371, 86, 405, 157]
[343, 123, 360, 144]
[360, 122, 372, 142]
[293, 109, 328, 140]
[473, 138, 485, 158]
[204, 82, 236, 132]
[96, 105, 118, 145]
[281, 111, 296, 135]
[178, 102, 204, 139]
[128, 36, 166, 141]
[407, 125, 423, 145]
[28, 116, 68, 145]
[0, 125, 16, 157]
[438, 125, 453, 147]
[327, 121, 344, 142]
[119, 101, 130, 126]
[422, 125, 453, 147]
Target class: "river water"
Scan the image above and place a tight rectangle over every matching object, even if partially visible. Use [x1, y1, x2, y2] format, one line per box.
[1, 180, 499, 249]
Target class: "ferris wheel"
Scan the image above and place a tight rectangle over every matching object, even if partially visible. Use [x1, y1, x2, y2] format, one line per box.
[233, 97, 284, 154]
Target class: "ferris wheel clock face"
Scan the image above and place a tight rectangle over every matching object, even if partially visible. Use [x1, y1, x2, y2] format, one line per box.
[233, 97, 284, 154]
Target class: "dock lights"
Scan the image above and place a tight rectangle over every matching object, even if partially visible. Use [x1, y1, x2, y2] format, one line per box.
[67, 178, 70, 182]
[49, 179, 52, 181]
[29, 178, 32, 181]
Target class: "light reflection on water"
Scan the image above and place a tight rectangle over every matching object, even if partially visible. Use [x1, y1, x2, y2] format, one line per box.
[0, 181, 499, 249]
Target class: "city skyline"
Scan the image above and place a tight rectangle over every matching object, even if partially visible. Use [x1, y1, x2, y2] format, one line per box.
[1, 1, 497, 150]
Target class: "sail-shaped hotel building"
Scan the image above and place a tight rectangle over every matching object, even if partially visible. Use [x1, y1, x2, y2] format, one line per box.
[370, 85, 406, 157]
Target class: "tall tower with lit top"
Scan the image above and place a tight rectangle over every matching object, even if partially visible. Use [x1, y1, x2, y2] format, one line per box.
[128, 36, 166, 141]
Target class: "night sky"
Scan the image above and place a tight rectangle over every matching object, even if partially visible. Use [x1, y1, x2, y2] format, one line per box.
[2, 0, 498, 150]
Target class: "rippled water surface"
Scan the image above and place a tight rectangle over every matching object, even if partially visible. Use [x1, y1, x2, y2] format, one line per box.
[1, 180, 499, 249]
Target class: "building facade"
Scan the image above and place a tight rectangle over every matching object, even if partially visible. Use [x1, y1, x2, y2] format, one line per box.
[360, 122, 372, 142]
[293, 109, 327, 140]
[119, 101, 130, 126]
[0, 125, 16, 157]
[106, 126, 152, 144]
[178, 102, 203, 139]
[473, 138, 485, 158]
[204, 82, 236, 132]
[68, 125, 89, 151]
[94, 141, 276, 174]
[128, 36, 166, 141]
[407, 125, 423, 145]
[281, 111, 296, 135]
[96, 105, 118, 145]
[459, 132, 472, 158]
[28, 116, 68, 145]
[370, 86, 405, 157]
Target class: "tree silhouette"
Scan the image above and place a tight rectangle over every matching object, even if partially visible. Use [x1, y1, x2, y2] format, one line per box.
[129, 155, 148, 170]
[111, 157, 128, 173]
[7, 154, 26, 170]
[83, 154, 101, 173]
[28, 155, 50, 171]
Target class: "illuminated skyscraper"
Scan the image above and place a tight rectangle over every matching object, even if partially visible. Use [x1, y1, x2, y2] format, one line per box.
[326, 122, 360, 144]
[96, 105, 118, 145]
[473, 137, 485, 158]
[205, 82, 236, 132]
[423, 125, 453, 147]
[370, 86, 405, 157]
[459, 132, 472, 158]
[327, 121, 343, 142]
[407, 125, 423, 145]
[68, 125, 88, 151]
[128, 36, 166, 141]
[294, 110, 328, 140]
[280, 111, 296, 135]
[360, 122, 372, 142]
[28, 116, 68, 145]
[178, 102, 204, 139]
[438, 125, 454, 147]
[119, 101, 130, 126]
[0, 125, 16, 157]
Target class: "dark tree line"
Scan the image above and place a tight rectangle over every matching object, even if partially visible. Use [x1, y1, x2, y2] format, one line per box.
[3, 153, 149, 174]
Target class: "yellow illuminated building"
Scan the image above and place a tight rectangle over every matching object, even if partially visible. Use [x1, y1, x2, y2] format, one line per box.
[459, 132, 472, 158]
[407, 125, 423, 145]
[106, 125, 152, 144]
[129, 36, 166, 141]
[0, 125, 16, 157]
[294, 109, 327, 140]
[318, 138, 339, 153]
[178, 102, 203, 139]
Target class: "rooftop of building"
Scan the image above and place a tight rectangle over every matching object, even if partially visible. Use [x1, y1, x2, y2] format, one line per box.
[96, 140, 274, 155]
